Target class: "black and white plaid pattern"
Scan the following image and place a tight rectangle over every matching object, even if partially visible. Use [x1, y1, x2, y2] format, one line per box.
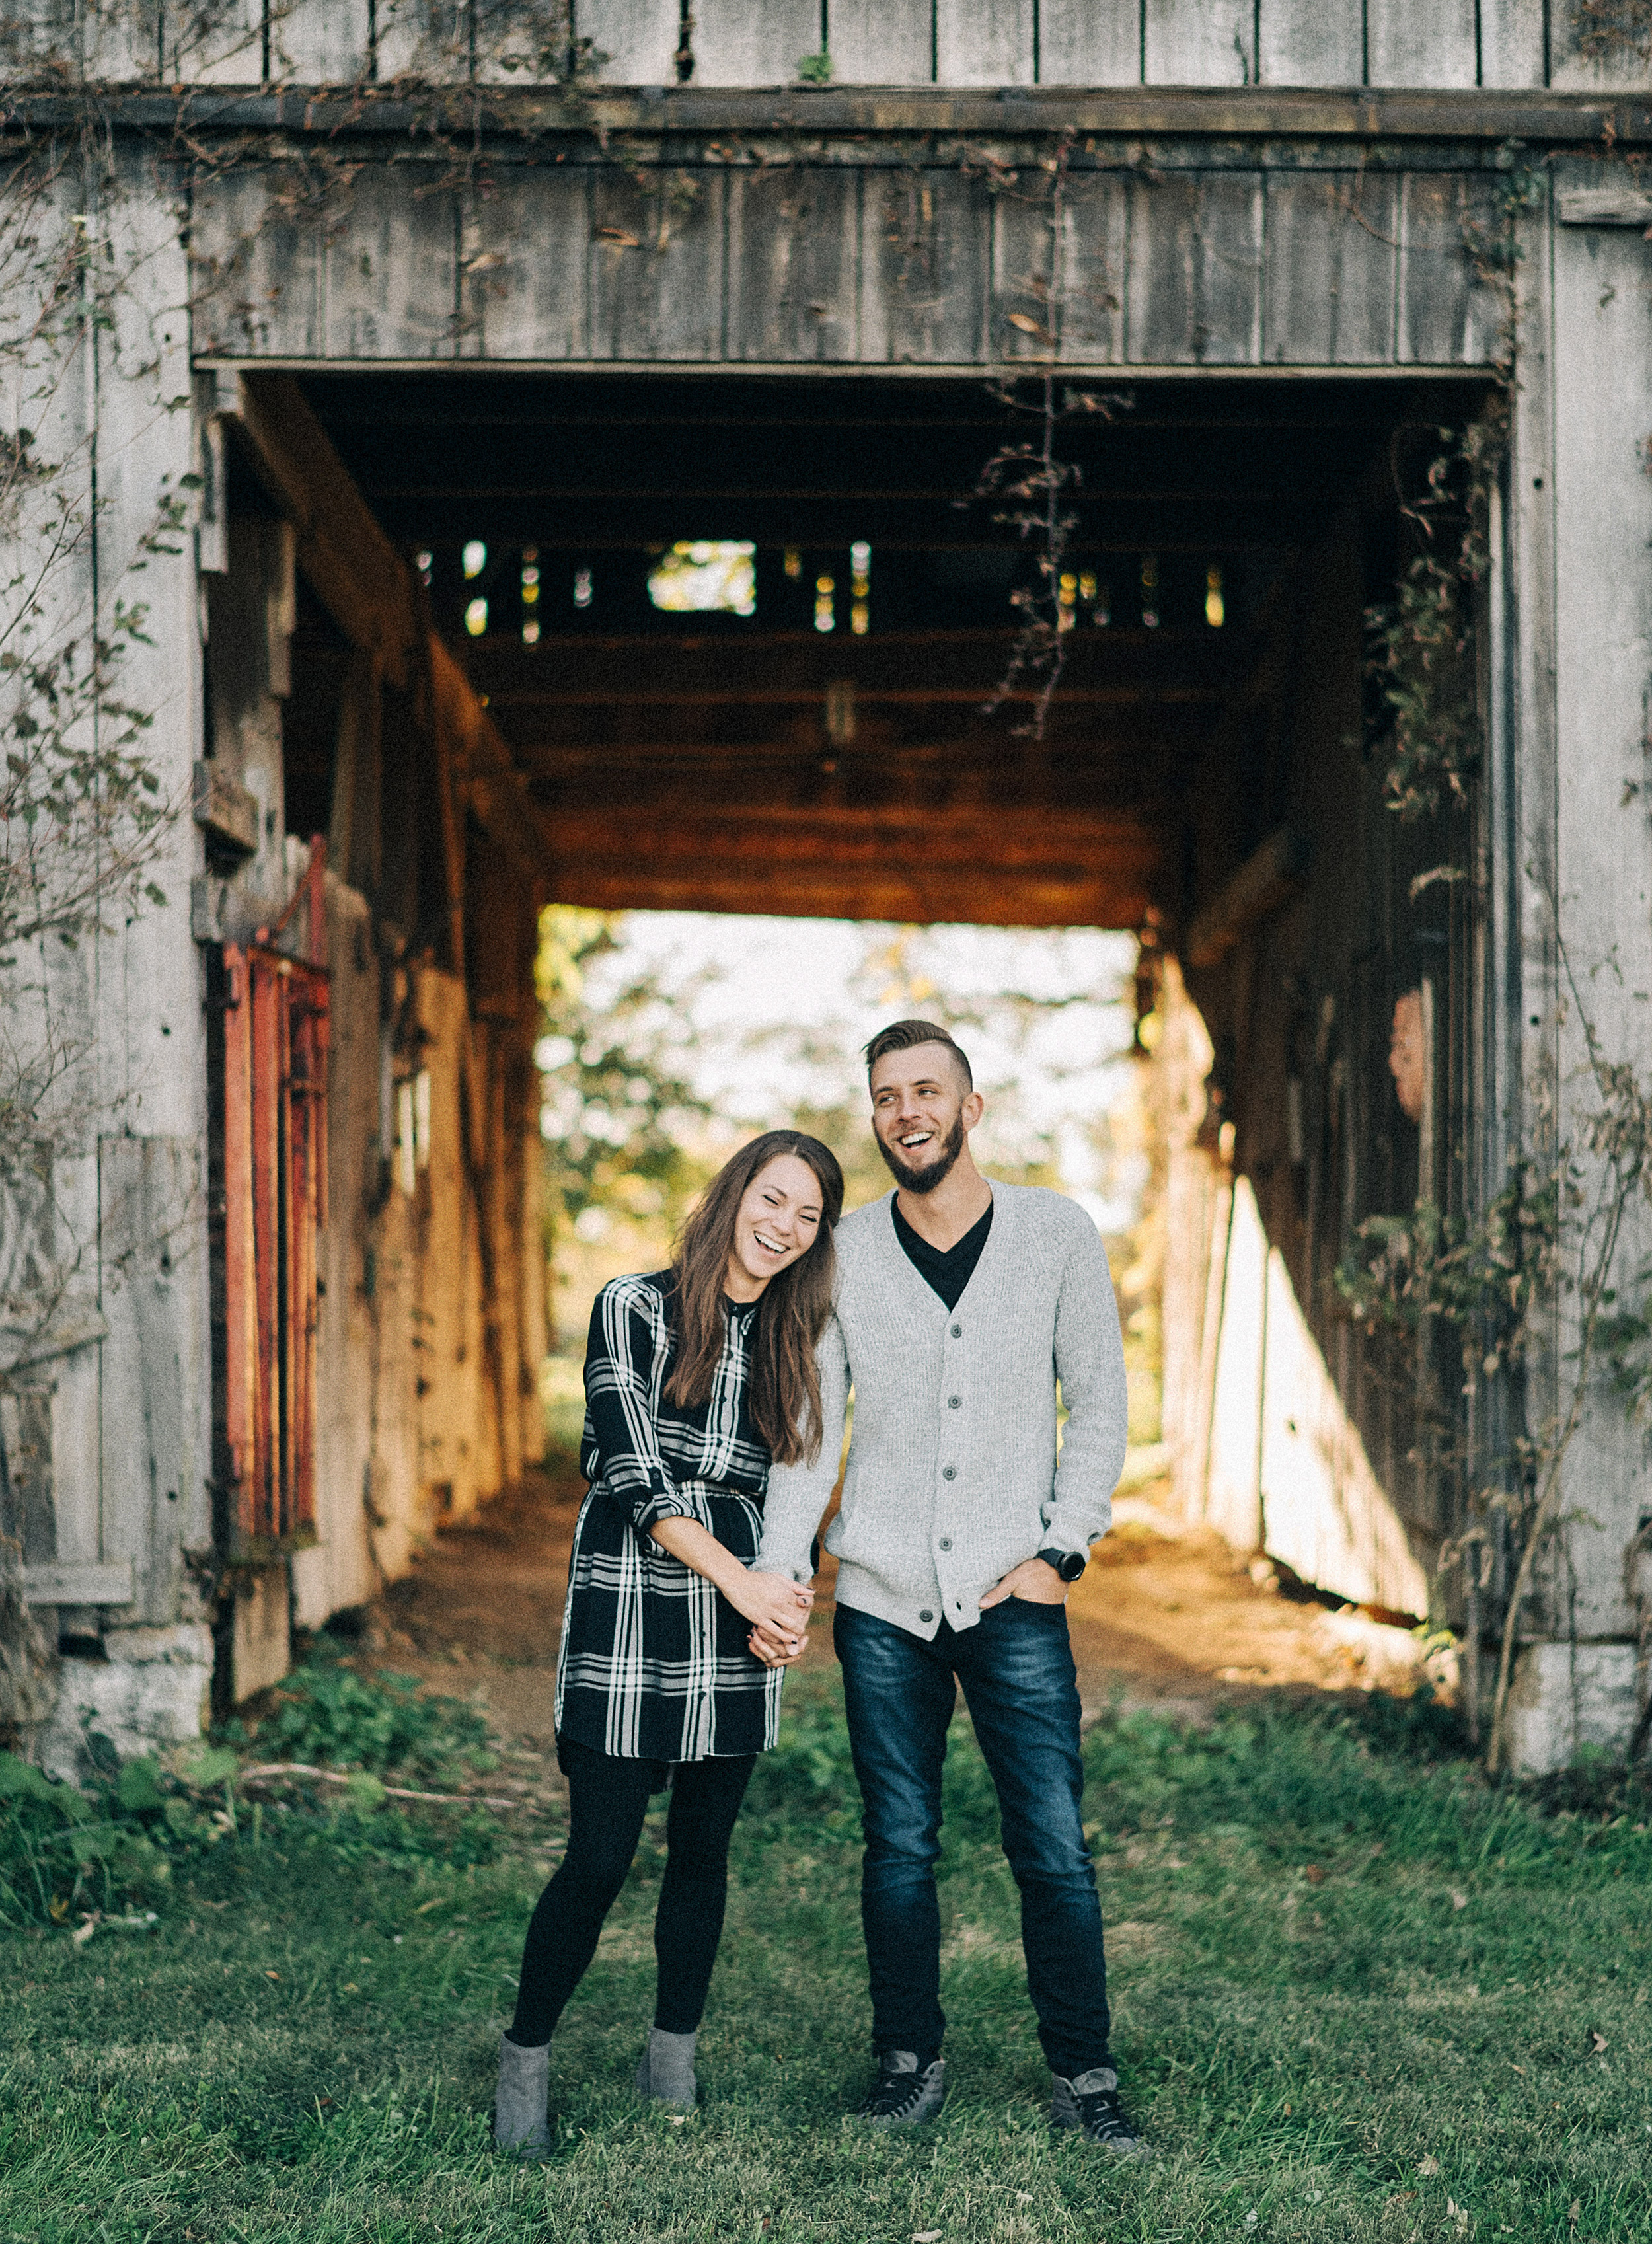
[555, 1271, 783, 1762]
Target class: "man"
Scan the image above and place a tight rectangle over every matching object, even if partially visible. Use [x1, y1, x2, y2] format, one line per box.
[756, 1019, 1142, 2154]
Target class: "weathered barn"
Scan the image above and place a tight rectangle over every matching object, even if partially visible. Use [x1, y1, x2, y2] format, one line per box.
[3, 0, 1651, 1775]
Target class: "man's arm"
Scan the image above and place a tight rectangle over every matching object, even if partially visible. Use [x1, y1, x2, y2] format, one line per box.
[757, 1311, 850, 1583]
[1043, 1215, 1129, 1556]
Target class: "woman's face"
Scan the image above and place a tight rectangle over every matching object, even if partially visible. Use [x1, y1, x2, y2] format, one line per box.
[725, 1154, 825, 1301]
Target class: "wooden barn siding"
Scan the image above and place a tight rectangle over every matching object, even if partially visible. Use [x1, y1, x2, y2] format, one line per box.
[6, 0, 1641, 89]
[192, 158, 1505, 367]
[15, 1, 1643, 93]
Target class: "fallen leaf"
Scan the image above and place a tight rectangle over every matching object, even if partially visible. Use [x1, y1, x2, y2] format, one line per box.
[1006, 312, 1043, 334]
[463, 251, 504, 273]
[1511, 2064, 1526, 2076]
[1419, 2155, 1441, 2176]
[1450, 1889, 1468, 1910]
[414, 1896, 445, 1914]
[1589, 2029, 1607, 2052]
[264, 1970, 280, 1981]
[341, 1982, 359, 1992]
[71, 1918, 96, 1947]
[596, 226, 640, 248]
[1569, 2204, 1581, 2228]
[913, 2233, 942, 2242]
[1303, 1863, 1326, 1885]
[669, 2114, 687, 2125]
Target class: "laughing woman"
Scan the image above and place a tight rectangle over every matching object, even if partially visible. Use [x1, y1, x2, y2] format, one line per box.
[494, 1130, 845, 2157]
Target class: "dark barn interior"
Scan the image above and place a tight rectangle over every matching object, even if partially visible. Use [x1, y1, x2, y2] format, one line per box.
[282, 368, 1486, 933]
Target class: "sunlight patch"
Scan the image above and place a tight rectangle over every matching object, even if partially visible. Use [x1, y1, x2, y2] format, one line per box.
[647, 540, 757, 616]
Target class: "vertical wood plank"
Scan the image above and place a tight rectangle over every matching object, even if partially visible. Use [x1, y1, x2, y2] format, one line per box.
[84, 0, 163, 81]
[1256, 0, 1363, 85]
[323, 169, 459, 359]
[1145, 0, 1254, 85]
[461, 167, 590, 358]
[590, 169, 726, 360]
[1548, 178, 1652, 1639]
[936, 0, 1034, 86]
[829, 0, 933, 84]
[581, 0, 683, 81]
[1365, 0, 1477, 87]
[988, 172, 1127, 362]
[1396, 173, 1503, 365]
[192, 167, 326, 360]
[167, 0, 264, 83]
[991, 180, 1062, 363]
[474, 0, 575, 81]
[1038, 1, 1141, 85]
[1262, 171, 1398, 363]
[1551, 26, 1652, 89]
[270, 0, 372, 83]
[1060, 170, 1129, 357]
[373, 0, 471, 83]
[1479, 0, 1547, 88]
[860, 167, 989, 365]
[691, 0, 819, 84]
[728, 168, 860, 361]
[1125, 171, 1263, 365]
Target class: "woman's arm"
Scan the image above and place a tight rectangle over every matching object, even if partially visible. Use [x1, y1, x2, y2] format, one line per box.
[583, 1281, 704, 1536]
[648, 1516, 812, 1662]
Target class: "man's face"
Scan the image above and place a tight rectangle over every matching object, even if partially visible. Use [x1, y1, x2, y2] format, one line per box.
[869, 1043, 977, 1195]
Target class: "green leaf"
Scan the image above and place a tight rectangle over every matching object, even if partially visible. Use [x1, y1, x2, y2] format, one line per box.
[176, 1746, 239, 1789]
[0, 1752, 57, 1803]
[116, 1758, 165, 1813]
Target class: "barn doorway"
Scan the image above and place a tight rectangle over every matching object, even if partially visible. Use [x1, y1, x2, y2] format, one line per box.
[248, 361, 1496, 1699]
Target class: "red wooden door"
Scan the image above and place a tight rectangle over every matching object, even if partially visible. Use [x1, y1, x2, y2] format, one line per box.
[221, 944, 329, 1550]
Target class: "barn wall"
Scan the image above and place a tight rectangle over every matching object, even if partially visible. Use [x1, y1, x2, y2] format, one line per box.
[4, 1, 1638, 94]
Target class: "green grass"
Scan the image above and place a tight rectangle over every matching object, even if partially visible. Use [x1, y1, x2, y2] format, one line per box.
[3, 1678, 1650, 2243]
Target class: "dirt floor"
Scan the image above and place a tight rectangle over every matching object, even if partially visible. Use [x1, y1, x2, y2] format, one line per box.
[356, 1454, 1425, 1758]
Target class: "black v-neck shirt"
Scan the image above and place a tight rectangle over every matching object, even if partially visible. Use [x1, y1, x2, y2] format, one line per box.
[891, 1195, 995, 1312]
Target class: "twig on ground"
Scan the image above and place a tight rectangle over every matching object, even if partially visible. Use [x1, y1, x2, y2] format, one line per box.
[236, 1762, 525, 1810]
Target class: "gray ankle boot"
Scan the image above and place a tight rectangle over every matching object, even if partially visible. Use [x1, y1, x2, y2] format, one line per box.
[494, 2033, 552, 2159]
[634, 2025, 698, 2108]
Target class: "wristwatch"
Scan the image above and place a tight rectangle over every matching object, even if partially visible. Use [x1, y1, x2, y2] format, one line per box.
[1037, 1546, 1087, 1585]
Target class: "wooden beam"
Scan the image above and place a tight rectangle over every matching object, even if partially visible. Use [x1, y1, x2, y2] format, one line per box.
[84, 85, 1652, 150]
[219, 371, 560, 878]
[552, 859, 1160, 928]
[221, 371, 417, 688]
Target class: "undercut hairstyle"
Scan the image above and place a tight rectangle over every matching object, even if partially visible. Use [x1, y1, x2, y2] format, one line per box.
[863, 1018, 973, 1093]
[666, 1130, 845, 1468]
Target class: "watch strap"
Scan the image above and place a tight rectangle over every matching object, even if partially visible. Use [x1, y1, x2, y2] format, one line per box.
[1037, 1545, 1086, 1583]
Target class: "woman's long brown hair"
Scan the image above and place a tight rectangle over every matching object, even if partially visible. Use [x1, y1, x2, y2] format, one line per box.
[665, 1131, 845, 1466]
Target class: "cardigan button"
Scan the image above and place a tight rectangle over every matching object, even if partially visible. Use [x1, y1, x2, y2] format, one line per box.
[919, 1609, 934, 1624]
[948, 1394, 961, 1409]
[938, 1536, 952, 1551]
[950, 1322, 962, 1337]
[942, 1466, 956, 1481]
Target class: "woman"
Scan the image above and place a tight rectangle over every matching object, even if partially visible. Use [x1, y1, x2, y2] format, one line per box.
[494, 1129, 845, 2157]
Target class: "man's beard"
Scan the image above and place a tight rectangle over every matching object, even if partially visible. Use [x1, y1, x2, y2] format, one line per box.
[876, 1111, 965, 1195]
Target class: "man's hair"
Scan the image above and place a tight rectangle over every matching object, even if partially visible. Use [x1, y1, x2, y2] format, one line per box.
[863, 1018, 973, 1092]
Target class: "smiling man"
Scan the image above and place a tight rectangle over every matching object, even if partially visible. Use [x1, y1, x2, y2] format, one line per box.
[757, 1020, 1143, 2154]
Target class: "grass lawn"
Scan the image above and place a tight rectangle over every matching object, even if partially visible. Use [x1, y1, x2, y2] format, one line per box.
[3, 1673, 1649, 2243]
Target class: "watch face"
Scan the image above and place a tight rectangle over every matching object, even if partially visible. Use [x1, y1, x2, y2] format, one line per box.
[1060, 1552, 1085, 1582]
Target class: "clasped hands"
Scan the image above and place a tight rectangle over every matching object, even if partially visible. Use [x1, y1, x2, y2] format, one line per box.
[739, 1571, 815, 1669]
[743, 1551, 1068, 1669]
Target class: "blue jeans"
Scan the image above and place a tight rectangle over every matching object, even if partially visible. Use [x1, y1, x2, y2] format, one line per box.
[833, 1598, 1111, 2080]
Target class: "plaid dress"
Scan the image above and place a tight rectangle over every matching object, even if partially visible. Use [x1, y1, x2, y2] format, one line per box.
[554, 1271, 784, 1762]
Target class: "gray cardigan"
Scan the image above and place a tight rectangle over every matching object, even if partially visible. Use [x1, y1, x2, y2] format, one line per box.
[758, 1181, 1128, 1639]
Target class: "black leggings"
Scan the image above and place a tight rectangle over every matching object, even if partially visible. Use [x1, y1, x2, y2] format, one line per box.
[507, 1737, 756, 2048]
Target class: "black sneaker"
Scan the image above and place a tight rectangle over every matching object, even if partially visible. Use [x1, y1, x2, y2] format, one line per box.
[856, 2051, 948, 2127]
[1050, 2067, 1148, 2156]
